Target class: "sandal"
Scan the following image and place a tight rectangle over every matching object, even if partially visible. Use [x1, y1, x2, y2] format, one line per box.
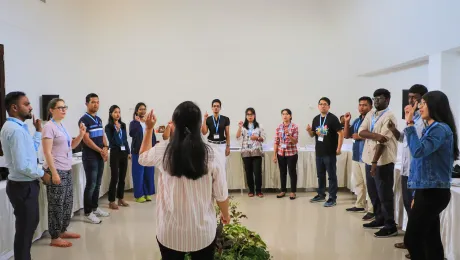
[290, 193, 296, 200]
[50, 238, 72, 248]
[109, 202, 119, 210]
[118, 200, 129, 207]
[60, 232, 81, 239]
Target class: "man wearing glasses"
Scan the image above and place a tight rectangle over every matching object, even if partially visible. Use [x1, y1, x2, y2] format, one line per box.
[307, 97, 343, 207]
[358, 88, 399, 238]
[387, 84, 428, 253]
[202, 99, 231, 158]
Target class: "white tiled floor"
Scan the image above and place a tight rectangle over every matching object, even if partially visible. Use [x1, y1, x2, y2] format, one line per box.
[27, 192, 408, 260]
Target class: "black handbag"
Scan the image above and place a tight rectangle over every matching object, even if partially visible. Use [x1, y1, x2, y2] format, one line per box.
[453, 165, 460, 178]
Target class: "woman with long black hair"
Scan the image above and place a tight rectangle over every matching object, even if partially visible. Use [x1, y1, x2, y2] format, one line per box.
[129, 102, 156, 203]
[105, 105, 130, 209]
[138, 102, 230, 260]
[236, 108, 266, 198]
[404, 90, 458, 260]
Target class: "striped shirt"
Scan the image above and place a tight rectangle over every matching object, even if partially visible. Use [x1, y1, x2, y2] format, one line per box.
[138, 142, 228, 252]
[78, 113, 104, 160]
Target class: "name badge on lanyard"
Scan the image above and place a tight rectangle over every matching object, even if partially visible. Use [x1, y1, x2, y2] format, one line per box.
[52, 119, 72, 158]
[282, 124, 291, 147]
[213, 115, 220, 140]
[371, 109, 388, 132]
[353, 118, 362, 143]
[115, 125, 126, 151]
[317, 113, 328, 142]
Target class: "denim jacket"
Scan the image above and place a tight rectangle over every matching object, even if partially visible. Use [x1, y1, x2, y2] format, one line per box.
[405, 122, 453, 189]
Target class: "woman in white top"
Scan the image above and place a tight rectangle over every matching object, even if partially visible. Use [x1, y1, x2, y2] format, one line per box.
[138, 101, 230, 260]
[236, 108, 266, 198]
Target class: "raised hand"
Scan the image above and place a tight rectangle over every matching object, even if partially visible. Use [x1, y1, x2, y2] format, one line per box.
[405, 101, 418, 123]
[33, 115, 42, 132]
[145, 109, 157, 130]
[204, 111, 209, 120]
[238, 121, 243, 128]
[79, 122, 86, 137]
[135, 115, 141, 122]
[344, 112, 351, 122]
[115, 121, 121, 132]
[306, 124, 312, 132]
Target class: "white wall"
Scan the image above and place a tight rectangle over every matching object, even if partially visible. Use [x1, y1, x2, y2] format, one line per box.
[0, 0, 84, 134]
[80, 1, 355, 146]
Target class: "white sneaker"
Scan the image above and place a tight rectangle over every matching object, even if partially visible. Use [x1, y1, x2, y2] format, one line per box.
[85, 212, 102, 224]
[93, 208, 110, 217]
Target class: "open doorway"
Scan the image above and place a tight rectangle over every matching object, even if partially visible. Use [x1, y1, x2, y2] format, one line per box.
[0, 44, 6, 156]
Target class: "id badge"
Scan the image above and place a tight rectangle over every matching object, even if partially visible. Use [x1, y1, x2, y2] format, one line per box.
[318, 136, 324, 142]
[214, 134, 220, 140]
[352, 140, 356, 144]
[121, 146, 126, 151]
[248, 144, 253, 149]
[281, 144, 287, 149]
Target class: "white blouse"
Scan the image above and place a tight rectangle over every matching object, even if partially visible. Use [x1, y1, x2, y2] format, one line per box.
[138, 142, 229, 252]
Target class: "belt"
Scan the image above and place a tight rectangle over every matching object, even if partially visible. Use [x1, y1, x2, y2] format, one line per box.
[208, 140, 226, 144]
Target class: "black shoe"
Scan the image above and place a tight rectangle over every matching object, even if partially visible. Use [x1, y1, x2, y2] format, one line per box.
[310, 195, 326, 203]
[363, 220, 384, 229]
[374, 227, 398, 238]
[346, 207, 366, 213]
[362, 212, 375, 221]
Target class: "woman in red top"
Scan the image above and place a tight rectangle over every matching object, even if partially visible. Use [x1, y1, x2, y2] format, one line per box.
[273, 109, 299, 200]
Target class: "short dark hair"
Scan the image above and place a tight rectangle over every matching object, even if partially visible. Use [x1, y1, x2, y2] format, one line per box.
[85, 93, 99, 103]
[211, 99, 221, 107]
[373, 88, 391, 99]
[318, 97, 331, 106]
[409, 84, 428, 96]
[5, 91, 26, 113]
[359, 96, 373, 106]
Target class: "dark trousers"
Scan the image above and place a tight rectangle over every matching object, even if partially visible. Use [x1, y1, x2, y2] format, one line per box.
[365, 163, 396, 228]
[82, 158, 105, 214]
[157, 238, 216, 260]
[46, 170, 73, 239]
[401, 175, 413, 214]
[6, 180, 40, 260]
[405, 189, 450, 260]
[108, 149, 128, 202]
[315, 155, 338, 200]
[277, 154, 298, 193]
[242, 156, 262, 193]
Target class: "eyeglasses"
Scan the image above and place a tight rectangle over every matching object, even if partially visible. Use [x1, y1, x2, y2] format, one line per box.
[54, 106, 68, 111]
[418, 101, 426, 108]
[372, 97, 385, 102]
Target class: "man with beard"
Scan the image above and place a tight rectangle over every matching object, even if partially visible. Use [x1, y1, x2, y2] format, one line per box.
[1, 91, 45, 260]
[388, 84, 428, 255]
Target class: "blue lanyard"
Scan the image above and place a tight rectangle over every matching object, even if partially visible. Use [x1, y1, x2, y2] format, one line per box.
[51, 119, 71, 147]
[371, 109, 388, 132]
[248, 124, 254, 136]
[212, 115, 220, 133]
[414, 113, 421, 123]
[85, 113, 99, 125]
[115, 125, 123, 140]
[282, 123, 291, 141]
[423, 122, 439, 137]
[319, 113, 328, 128]
[354, 117, 363, 133]
[7, 118, 29, 133]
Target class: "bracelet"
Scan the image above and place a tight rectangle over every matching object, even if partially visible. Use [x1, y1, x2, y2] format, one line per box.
[226, 144, 230, 147]
[371, 161, 377, 164]
[406, 121, 414, 126]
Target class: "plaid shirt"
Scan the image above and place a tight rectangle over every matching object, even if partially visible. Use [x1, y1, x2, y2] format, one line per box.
[274, 123, 299, 156]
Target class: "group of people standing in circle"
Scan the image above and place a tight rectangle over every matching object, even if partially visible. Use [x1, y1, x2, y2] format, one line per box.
[1, 86, 457, 259]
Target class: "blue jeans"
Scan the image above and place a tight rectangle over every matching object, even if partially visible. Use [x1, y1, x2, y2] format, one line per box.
[82, 159, 105, 214]
[131, 154, 155, 199]
[315, 155, 338, 200]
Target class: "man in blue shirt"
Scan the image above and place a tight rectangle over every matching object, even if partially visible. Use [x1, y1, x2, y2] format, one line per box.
[343, 96, 374, 221]
[0, 91, 48, 260]
[78, 93, 110, 224]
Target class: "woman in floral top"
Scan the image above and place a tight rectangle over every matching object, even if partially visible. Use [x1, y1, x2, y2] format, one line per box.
[236, 108, 266, 198]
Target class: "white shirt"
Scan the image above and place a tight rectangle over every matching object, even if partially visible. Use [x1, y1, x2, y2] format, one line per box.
[138, 142, 228, 252]
[400, 111, 425, 176]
